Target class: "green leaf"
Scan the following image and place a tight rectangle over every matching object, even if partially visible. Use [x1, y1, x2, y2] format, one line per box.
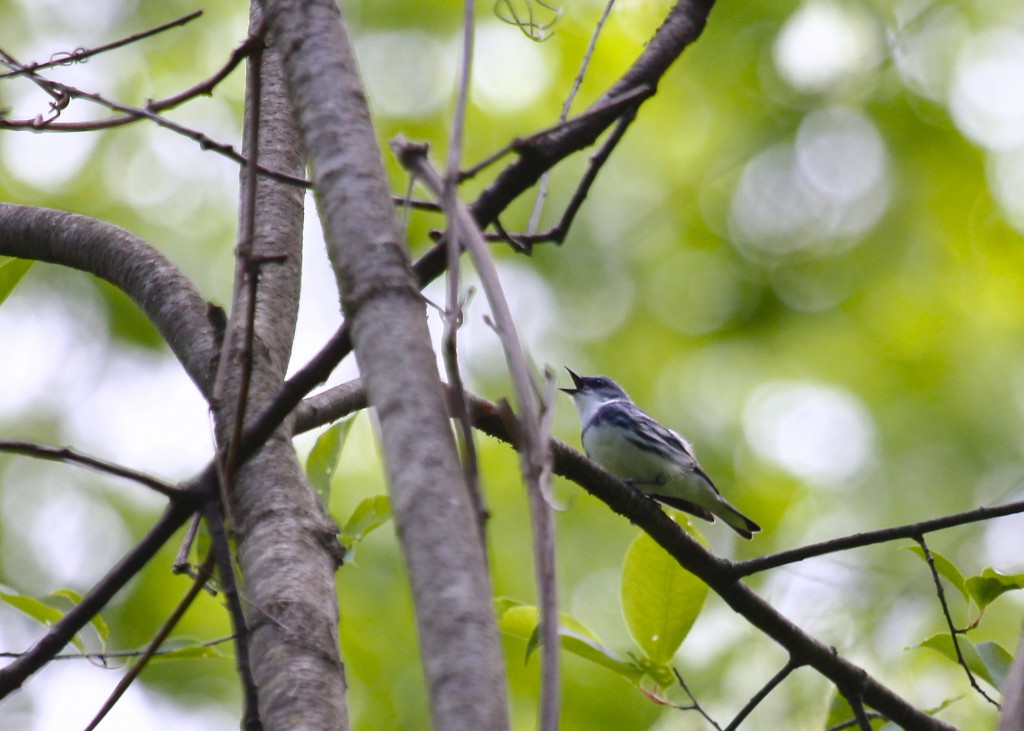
[496, 599, 643, 684]
[52, 588, 109, 647]
[340, 495, 391, 550]
[0, 590, 84, 652]
[305, 419, 354, 506]
[903, 546, 968, 601]
[975, 640, 1014, 690]
[965, 568, 1024, 611]
[0, 256, 33, 308]
[912, 633, 1010, 689]
[621, 522, 708, 665]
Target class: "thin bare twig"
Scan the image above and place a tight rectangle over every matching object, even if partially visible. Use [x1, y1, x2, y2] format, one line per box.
[672, 667, 723, 730]
[0, 439, 178, 499]
[1, 32, 256, 132]
[733, 499, 1024, 578]
[0, 64, 308, 189]
[724, 657, 801, 730]
[0, 11, 203, 80]
[202, 499, 261, 731]
[0, 634, 234, 662]
[82, 553, 216, 731]
[440, 0, 488, 543]
[916, 536, 1001, 709]
[0, 478, 206, 700]
[217, 26, 266, 490]
[826, 711, 888, 731]
[460, 85, 649, 182]
[528, 0, 616, 234]
[494, 0, 562, 41]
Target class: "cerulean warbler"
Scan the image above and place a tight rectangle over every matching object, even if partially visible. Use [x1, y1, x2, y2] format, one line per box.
[561, 368, 761, 539]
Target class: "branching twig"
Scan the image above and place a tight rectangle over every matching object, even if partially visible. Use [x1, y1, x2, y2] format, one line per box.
[83, 553, 216, 731]
[0, 634, 234, 662]
[527, 0, 616, 235]
[0, 475, 208, 700]
[841, 691, 874, 731]
[0, 11, 203, 80]
[0, 440, 178, 499]
[733, 500, 1024, 578]
[672, 667, 723, 730]
[916, 536, 1001, 709]
[460, 85, 649, 182]
[0, 63, 307, 189]
[440, 0, 488, 542]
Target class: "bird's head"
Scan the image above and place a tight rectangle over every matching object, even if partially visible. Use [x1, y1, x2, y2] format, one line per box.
[561, 368, 630, 421]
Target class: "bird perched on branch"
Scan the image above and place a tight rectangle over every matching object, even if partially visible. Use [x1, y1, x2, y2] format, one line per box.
[561, 368, 761, 539]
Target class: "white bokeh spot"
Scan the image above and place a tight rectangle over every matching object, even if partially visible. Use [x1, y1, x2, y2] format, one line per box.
[743, 381, 875, 485]
[774, 0, 882, 92]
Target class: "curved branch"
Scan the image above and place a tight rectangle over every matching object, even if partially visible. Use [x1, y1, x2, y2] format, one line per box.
[0, 203, 219, 396]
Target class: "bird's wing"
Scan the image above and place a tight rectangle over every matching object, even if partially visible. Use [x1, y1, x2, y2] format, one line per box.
[649, 494, 716, 523]
[603, 402, 724, 496]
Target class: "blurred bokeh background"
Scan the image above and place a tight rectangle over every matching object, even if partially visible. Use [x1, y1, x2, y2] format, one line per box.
[1, 0, 1024, 728]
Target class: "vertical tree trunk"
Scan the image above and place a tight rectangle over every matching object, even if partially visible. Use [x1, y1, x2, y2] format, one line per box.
[259, 1, 511, 728]
[213, 5, 350, 730]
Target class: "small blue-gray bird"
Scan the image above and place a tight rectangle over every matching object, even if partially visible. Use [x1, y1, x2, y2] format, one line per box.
[561, 368, 760, 539]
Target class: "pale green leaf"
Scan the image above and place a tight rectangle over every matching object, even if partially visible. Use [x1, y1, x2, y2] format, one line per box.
[912, 633, 1006, 688]
[496, 599, 643, 684]
[53, 588, 109, 646]
[975, 640, 1014, 690]
[903, 546, 968, 601]
[965, 568, 1024, 611]
[305, 419, 354, 506]
[0, 590, 83, 652]
[340, 495, 391, 550]
[0, 257, 33, 308]
[621, 523, 708, 664]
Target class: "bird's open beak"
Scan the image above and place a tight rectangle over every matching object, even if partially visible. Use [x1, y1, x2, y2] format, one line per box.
[560, 367, 584, 394]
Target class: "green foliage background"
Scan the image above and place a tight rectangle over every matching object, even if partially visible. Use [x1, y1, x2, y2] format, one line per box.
[1, 0, 1024, 728]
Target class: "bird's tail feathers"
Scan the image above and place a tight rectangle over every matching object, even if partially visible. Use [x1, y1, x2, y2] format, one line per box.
[651, 494, 716, 524]
[712, 500, 761, 540]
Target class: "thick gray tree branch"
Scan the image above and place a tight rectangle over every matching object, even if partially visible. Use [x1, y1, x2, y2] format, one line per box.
[259, 1, 509, 729]
[0, 203, 219, 395]
[209, 6, 349, 730]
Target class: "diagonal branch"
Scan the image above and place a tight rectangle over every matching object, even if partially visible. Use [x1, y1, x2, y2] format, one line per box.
[0, 439, 179, 499]
[0, 474, 208, 699]
[291, 382, 958, 730]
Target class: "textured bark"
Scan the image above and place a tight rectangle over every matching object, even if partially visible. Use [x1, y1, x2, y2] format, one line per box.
[211, 6, 349, 730]
[259, 1, 510, 729]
